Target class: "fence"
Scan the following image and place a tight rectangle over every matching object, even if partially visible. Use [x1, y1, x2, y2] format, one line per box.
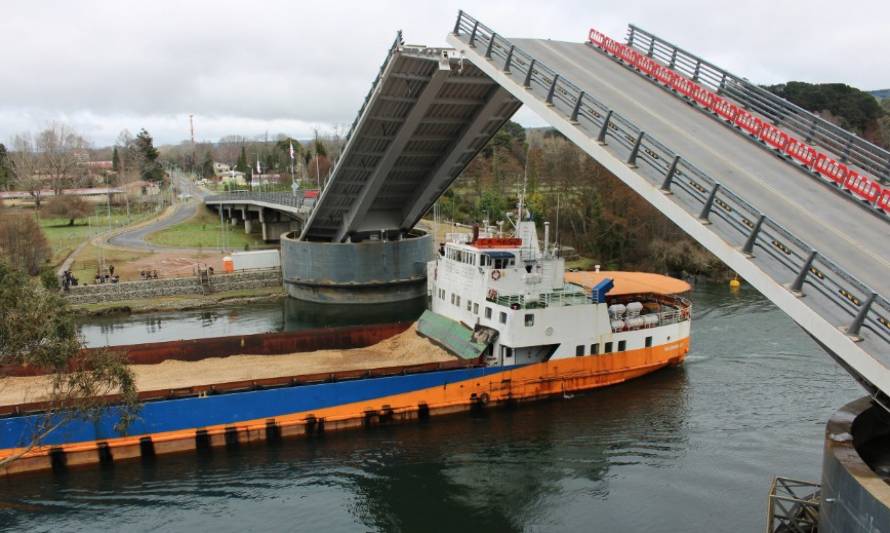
[204, 190, 318, 211]
[599, 27, 889, 215]
[624, 24, 890, 188]
[63, 269, 282, 305]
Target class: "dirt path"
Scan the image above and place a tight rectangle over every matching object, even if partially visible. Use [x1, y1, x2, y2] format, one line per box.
[0, 325, 456, 407]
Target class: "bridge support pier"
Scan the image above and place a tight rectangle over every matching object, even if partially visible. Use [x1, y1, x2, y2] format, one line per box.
[262, 221, 297, 242]
[281, 230, 432, 304]
[818, 397, 890, 532]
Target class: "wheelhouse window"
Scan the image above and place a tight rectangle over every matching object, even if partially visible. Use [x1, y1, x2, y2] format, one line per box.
[604, 342, 613, 353]
[591, 343, 599, 355]
[483, 251, 516, 270]
[447, 248, 478, 266]
[618, 340, 626, 352]
[524, 314, 534, 327]
[485, 307, 492, 319]
[499, 311, 507, 324]
[645, 336, 652, 348]
[575, 345, 585, 357]
[473, 303, 479, 315]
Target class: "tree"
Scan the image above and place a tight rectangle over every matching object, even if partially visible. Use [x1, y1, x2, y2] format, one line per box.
[0, 262, 137, 467]
[0, 212, 51, 275]
[301, 145, 312, 180]
[765, 82, 885, 134]
[0, 143, 12, 190]
[201, 150, 215, 179]
[235, 145, 249, 174]
[9, 133, 44, 209]
[45, 195, 94, 226]
[133, 129, 164, 183]
[112, 146, 120, 172]
[35, 124, 89, 195]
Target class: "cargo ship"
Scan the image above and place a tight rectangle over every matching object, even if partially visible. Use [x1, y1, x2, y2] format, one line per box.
[0, 217, 691, 477]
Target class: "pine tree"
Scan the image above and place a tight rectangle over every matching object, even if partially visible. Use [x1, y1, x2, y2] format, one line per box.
[134, 129, 164, 183]
[235, 146, 249, 174]
[111, 146, 120, 172]
[201, 151, 214, 179]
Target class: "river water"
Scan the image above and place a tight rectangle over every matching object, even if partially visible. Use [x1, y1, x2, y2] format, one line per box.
[0, 284, 861, 532]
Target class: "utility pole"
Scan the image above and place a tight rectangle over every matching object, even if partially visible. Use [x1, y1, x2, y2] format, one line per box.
[189, 114, 196, 173]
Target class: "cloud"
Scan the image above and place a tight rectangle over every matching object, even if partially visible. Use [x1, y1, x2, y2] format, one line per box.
[2, 0, 887, 146]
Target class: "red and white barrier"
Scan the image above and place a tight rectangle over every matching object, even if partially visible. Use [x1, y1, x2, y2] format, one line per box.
[877, 188, 890, 213]
[712, 97, 741, 123]
[784, 139, 818, 167]
[845, 172, 881, 204]
[587, 26, 887, 215]
[759, 125, 791, 151]
[691, 84, 716, 108]
[813, 155, 849, 186]
[735, 112, 764, 137]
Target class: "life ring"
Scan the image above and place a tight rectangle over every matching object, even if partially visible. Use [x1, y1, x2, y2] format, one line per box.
[680, 308, 690, 320]
[491, 270, 502, 281]
[487, 289, 498, 300]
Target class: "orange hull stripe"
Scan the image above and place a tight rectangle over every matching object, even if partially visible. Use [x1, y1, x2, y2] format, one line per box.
[0, 339, 688, 475]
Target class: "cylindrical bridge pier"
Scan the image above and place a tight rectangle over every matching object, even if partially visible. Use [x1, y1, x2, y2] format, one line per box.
[280, 230, 433, 304]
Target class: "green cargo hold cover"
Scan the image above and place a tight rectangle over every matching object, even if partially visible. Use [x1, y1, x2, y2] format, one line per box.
[417, 310, 490, 360]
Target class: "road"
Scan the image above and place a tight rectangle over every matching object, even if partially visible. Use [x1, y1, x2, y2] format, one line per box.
[107, 201, 198, 250]
[509, 38, 890, 296]
[107, 171, 206, 251]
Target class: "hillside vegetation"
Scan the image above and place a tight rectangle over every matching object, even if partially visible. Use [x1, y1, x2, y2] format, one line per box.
[765, 82, 890, 149]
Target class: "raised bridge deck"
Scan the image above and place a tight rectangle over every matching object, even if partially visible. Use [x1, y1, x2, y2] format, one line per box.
[447, 12, 889, 404]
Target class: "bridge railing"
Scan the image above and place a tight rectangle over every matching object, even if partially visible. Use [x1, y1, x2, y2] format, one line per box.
[204, 191, 317, 211]
[344, 31, 403, 146]
[624, 24, 890, 187]
[453, 11, 889, 377]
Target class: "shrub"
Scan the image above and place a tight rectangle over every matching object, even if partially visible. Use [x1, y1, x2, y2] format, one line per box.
[0, 212, 51, 275]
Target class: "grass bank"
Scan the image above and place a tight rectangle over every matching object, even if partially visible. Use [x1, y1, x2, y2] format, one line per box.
[146, 206, 274, 251]
[37, 207, 154, 265]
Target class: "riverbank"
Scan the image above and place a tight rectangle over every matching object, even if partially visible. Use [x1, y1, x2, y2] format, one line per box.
[70, 285, 286, 316]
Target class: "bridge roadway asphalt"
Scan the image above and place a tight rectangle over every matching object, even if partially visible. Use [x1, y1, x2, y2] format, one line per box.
[509, 38, 889, 297]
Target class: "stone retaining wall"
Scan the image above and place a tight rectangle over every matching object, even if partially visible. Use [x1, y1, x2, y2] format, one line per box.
[63, 270, 281, 305]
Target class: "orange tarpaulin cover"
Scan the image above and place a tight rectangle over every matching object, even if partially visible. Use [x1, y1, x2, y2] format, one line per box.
[565, 271, 691, 297]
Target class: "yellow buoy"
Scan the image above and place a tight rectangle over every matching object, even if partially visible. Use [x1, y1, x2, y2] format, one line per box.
[729, 278, 741, 289]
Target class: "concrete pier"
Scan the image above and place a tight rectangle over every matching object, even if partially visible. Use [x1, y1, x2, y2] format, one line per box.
[820, 397, 890, 532]
[280, 230, 433, 304]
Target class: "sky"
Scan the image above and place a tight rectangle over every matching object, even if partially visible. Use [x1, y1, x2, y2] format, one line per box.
[2, 0, 888, 147]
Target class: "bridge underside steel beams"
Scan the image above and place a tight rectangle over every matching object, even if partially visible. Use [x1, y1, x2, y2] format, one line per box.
[300, 44, 521, 242]
[448, 16, 890, 402]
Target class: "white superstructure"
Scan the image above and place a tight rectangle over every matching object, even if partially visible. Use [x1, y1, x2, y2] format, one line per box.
[427, 218, 691, 366]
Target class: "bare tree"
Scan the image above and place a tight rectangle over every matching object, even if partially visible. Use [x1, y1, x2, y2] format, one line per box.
[0, 211, 51, 274]
[45, 195, 94, 226]
[9, 133, 44, 209]
[36, 124, 89, 194]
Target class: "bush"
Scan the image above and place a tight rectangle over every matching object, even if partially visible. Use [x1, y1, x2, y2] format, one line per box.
[0, 212, 51, 275]
[40, 267, 60, 290]
[45, 195, 94, 226]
